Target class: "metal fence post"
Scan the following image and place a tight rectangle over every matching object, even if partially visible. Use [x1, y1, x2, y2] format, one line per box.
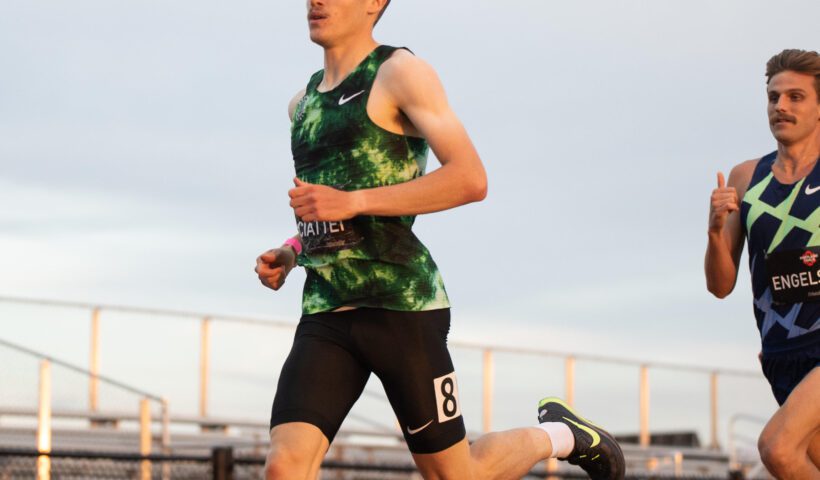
[161, 398, 171, 451]
[212, 446, 235, 480]
[710, 371, 719, 450]
[161, 398, 171, 480]
[37, 360, 51, 480]
[545, 458, 559, 480]
[140, 398, 152, 480]
[565, 356, 575, 407]
[89, 307, 100, 412]
[674, 451, 683, 477]
[482, 349, 494, 433]
[639, 365, 650, 447]
[200, 317, 211, 418]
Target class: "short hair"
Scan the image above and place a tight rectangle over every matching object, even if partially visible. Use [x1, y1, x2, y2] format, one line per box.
[766, 49, 820, 102]
[374, 0, 391, 25]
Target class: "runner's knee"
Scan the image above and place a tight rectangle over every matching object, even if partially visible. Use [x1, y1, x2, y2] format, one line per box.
[264, 444, 315, 480]
[758, 427, 799, 477]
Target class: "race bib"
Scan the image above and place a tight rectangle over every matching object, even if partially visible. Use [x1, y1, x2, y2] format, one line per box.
[296, 218, 363, 254]
[765, 247, 820, 303]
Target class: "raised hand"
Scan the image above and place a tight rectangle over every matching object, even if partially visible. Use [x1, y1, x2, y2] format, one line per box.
[709, 172, 739, 233]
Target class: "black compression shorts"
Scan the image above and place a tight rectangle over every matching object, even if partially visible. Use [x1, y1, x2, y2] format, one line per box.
[761, 342, 820, 406]
[269, 307, 466, 454]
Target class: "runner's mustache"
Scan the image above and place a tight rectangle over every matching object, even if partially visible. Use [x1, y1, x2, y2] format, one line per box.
[771, 114, 797, 124]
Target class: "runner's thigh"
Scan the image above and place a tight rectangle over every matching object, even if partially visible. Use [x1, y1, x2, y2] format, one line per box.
[354, 308, 466, 454]
[270, 311, 371, 444]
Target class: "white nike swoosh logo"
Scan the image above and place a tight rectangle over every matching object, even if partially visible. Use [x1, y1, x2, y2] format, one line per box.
[406, 420, 433, 435]
[805, 184, 820, 195]
[338, 90, 366, 105]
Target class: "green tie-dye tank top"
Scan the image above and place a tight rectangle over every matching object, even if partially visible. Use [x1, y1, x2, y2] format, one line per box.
[291, 45, 450, 314]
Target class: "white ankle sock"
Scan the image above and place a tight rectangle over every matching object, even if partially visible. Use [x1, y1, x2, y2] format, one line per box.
[537, 422, 574, 458]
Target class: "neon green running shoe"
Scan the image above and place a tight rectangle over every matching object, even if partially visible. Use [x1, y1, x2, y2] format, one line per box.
[537, 397, 625, 480]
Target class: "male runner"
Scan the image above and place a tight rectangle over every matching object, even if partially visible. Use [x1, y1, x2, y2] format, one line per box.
[705, 49, 820, 479]
[255, 1, 624, 478]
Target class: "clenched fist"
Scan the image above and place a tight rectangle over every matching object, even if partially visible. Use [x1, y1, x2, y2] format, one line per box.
[709, 172, 739, 233]
[288, 177, 365, 222]
[255, 247, 297, 291]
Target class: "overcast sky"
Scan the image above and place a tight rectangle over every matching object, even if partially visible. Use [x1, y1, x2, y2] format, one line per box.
[1, 0, 817, 447]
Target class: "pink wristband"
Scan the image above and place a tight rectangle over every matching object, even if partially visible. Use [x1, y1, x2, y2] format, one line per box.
[283, 237, 302, 255]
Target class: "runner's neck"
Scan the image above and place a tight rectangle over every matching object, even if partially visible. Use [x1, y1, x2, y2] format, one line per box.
[775, 135, 820, 178]
[321, 38, 379, 91]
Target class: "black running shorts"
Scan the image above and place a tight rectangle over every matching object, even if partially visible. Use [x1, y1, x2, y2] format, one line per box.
[269, 308, 466, 454]
[761, 342, 820, 406]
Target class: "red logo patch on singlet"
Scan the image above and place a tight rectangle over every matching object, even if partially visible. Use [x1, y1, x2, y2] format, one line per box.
[800, 250, 818, 267]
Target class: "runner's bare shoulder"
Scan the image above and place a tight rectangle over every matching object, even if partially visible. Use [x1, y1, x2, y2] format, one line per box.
[376, 49, 441, 98]
[729, 158, 760, 197]
[288, 88, 307, 120]
[382, 47, 418, 66]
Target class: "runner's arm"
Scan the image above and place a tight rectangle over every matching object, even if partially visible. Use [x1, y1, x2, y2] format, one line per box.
[704, 161, 754, 297]
[349, 52, 487, 216]
[255, 91, 306, 292]
[281, 91, 305, 264]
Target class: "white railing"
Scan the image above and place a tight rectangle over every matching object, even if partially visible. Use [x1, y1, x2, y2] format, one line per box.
[0, 336, 169, 480]
[0, 295, 763, 452]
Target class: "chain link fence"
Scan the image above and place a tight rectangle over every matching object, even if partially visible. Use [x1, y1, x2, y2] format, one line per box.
[0, 449, 209, 479]
[0, 447, 770, 480]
